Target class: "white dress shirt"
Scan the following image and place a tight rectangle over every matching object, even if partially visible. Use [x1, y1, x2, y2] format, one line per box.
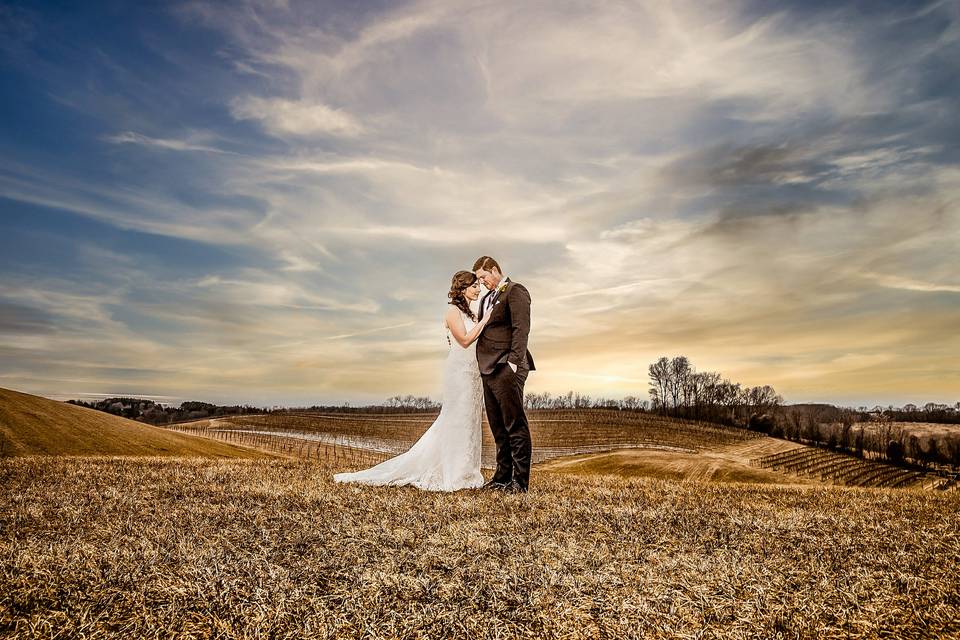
[484, 275, 509, 315]
[483, 276, 517, 371]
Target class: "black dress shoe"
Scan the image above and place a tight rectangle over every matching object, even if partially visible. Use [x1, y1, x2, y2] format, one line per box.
[503, 480, 528, 493]
[481, 479, 509, 490]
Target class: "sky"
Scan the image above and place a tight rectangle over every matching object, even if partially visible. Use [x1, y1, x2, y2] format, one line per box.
[0, 0, 958, 408]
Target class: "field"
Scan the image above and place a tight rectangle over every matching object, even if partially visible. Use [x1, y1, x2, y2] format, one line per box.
[2, 457, 958, 639]
[537, 441, 818, 486]
[750, 447, 951, 490]
[174, 409, 768, 467]
[2, 393, 959, 638]
[857, 421, 960, 440]
[0, 388, 263, 459]
[171, 410, 952, 490]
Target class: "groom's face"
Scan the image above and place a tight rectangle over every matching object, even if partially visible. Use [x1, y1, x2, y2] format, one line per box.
[475, 267, 501, 291]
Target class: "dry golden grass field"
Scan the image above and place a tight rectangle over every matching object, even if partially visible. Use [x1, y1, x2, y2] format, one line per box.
[0, 388, 265, 458]
[2, 391, 959, 638]
[536, 446, 820, 486]
[2, 457, 958, 639]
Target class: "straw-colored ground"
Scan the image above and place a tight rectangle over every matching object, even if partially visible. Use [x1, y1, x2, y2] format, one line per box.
[2, 456, 958, 639]
[537, 438, 819, 485]
[0, 388, 265, 458]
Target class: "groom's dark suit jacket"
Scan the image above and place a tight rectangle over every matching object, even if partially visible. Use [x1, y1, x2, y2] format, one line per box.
[477, 279, 535, 376]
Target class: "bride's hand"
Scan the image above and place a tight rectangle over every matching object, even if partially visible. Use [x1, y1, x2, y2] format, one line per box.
[479, 313, 492, 326]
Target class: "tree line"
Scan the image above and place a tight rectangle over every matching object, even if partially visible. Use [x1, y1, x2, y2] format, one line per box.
[645, 355, 959, 471]
[523, 391, 648, 410]
[862, 403, 960, 425]
[775, 404, 960, 471]
[647, 356, 782, 426]
[66, 398, 264, 424]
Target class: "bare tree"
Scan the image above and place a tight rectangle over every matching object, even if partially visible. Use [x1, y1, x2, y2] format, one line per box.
[648, 357, 671, 415]
[668, 356, 691, 416]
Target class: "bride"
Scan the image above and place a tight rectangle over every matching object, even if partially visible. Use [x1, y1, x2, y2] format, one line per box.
[333, 270, 491, 491]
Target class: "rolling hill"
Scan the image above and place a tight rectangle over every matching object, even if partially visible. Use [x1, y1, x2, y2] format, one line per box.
[173, 411, 951, 489]
[0, 387, 267, 458]
[536, 437, 818, 485]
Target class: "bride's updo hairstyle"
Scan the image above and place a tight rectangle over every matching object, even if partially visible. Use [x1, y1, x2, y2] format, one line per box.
[448, 270, 478, 322]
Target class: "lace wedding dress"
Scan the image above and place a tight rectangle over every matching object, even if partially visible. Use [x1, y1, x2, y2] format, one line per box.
[333, 309, 485, 491]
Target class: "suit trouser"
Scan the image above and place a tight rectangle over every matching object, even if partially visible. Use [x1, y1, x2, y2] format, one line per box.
[481, 363, 531, 488]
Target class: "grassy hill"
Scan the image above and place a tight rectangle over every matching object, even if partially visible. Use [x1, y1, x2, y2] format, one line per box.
[0, 387, 267, 458]
[174, 411, 952, 489]
[536, 437, 818, 485]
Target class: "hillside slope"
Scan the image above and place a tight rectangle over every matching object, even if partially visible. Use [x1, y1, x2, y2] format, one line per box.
[536, 437, 816, 485]
[0, 387, 266, 458]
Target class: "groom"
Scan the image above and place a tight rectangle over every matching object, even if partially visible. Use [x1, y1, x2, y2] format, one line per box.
[474, 256, 535, 493]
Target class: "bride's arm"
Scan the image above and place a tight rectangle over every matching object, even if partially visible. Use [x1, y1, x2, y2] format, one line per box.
[445, 306, 489, 347]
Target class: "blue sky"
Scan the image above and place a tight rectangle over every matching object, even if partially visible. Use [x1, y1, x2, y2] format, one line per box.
[1, 0, 958, 407]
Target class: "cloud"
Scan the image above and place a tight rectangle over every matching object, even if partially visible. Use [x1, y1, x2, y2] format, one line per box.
[324, 321, 416, 341]
[1, 0, 958, 406]
[104, 131, 239, 154]
[0, 161, 265, 245]
[230, 96, 364, 137]
[0, 302, 56, 334]
[865, 273, 960, 294]
[194, 274, 381, 313]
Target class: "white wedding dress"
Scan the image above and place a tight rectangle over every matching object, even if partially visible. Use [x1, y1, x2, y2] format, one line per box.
[333, 309, 485, 491]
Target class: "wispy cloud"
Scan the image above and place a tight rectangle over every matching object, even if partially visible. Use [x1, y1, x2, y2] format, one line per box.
[104, 131, 240, 154]
[324, 322, 416, 341]
[865, 273, 960, 294]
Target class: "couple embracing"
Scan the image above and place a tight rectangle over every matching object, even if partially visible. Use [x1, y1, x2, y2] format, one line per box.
[334, 256, 535, 493]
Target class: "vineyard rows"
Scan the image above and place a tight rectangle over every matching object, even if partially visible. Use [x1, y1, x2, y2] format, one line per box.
[169, 424, 701, 468]
[750, 446, 954, 490]
[166, 413, 957, 490]
[167, 425, 395, 467]
[167, 409, 760, 468]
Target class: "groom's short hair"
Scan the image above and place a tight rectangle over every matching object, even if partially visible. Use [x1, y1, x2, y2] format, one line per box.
[473, 256, 501, 273]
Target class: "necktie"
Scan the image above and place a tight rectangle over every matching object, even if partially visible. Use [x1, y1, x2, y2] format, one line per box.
[487, 281, 505, 313]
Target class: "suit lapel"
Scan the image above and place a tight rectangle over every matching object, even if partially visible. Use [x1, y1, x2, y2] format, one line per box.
[489, 278, 510, 307]
[479, 291, 491, 321]
[481, 278, 512, 322]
